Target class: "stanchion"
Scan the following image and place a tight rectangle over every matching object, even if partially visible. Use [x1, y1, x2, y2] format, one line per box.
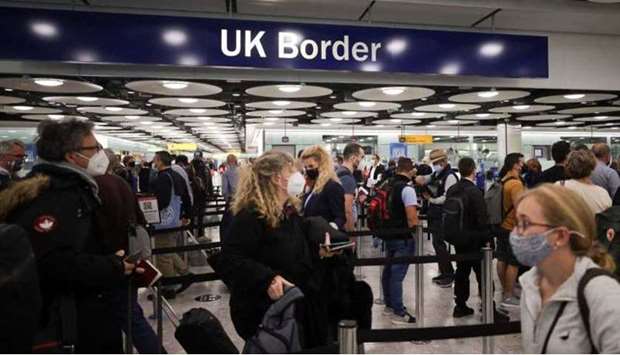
[125, 282, 133, 354]
[481, 246, 494, 354]
[156, 284, 164, 354]
[414, 223, 425, 331]
[338, 320, 358, 354]
[374, 240, 385, 305]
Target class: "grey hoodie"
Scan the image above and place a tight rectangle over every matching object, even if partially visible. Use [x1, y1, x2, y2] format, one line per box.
[519, 257, 620, 353]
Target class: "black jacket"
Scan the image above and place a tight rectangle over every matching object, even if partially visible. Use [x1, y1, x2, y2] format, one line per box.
[303, 180, 346, 230]
[218, 207, 321, 341]
[150, 167, 192, 219]
[1, 163, 126, 353]
[445, 178, 491, 251]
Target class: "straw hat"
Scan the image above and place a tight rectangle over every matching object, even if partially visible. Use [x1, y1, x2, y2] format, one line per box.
[429, 149, 448, 164]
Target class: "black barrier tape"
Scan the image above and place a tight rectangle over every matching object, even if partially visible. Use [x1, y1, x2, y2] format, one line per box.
[295, 343, 339, 354]
[347, 227, 418, 237]
[151, 242, 222, 255]
[358, 321, 521, 343]
[149, 220, 221, 236]
[203, 210, 225, 216]
[352, 252, 483, 267]
[159, 272, 220, 286]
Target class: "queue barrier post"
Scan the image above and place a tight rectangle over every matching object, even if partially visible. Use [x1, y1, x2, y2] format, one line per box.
[414, 223, 425, 329]
[481, 246, 494, 354]
[155, 284, 164, 354]
[338, 320, 358, 354]
[375, 240, 385, 305]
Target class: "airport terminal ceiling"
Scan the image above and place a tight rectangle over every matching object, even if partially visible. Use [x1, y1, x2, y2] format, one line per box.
[1, 75, 620, 152]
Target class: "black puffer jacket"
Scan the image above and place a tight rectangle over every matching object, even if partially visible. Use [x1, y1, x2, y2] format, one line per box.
[0, 163, 126, 353]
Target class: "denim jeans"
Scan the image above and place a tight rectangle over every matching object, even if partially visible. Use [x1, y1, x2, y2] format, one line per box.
[106, 282, 161, 354]
[381, 239, 416, 316]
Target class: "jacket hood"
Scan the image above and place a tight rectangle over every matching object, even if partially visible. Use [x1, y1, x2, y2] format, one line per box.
[0, 174, 50, 221]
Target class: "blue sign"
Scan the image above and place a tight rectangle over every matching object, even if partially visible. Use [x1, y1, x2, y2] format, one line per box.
[390, 143, 408, 160]
[0, 7, 548, 78]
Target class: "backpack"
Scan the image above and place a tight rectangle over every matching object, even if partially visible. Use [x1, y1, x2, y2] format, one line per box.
[441, 187, 467, 248]
[577, 268, 620, 353]
[367, 179, 393, 231]
[484, 176, 516, 226]
[175, 308, 239, 354]
[243, 287, 304, 354]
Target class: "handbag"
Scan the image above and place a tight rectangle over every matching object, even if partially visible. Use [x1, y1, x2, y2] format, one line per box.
[154, 173, 182, 230]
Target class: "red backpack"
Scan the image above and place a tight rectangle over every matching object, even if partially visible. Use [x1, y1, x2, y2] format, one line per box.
[367, 179, 393, 231]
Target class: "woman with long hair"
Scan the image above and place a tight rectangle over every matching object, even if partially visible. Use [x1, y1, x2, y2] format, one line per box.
[218, 150, 330, 348]
[515, 184, 620, 353]
[300, 145, 346, 230]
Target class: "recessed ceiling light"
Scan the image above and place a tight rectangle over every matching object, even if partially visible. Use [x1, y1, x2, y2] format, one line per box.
[13, 105, 33, 111]
[105, 107, 123, 112]
[34, 78, 64, 87]
[513, 105, 530, 110]
[162, 81, 189, 90]
[411, 112, 425, 117]
[48, 114, 64, 120]
[555, 121, 565, 125]
[439, 103, 456, 109]
[477, 91, 499, 98]
[196, 117, 213, 121]
[427, 125, 436, 128]
[320, 123, 331, 127]
[330, 118, 343, 122]
[476, 113, 491, 118]
[4, 88, 13, 92]
[568, 126, 578, 130]
[381, 87, 405, 96]
[342, 111, 356, 116]
[140, 121, 154, 125]
[272, 100, 291, 106]
[564, 94, 585, 100]
[269, 110, 284, 114]
[594, 116, 609, 120]
[448, 120, 459, 124]
[125, 115, 140, 120]
[189, 108, 206, 113]
[390, 119, 402, 123]
[358, 101, 376, 108]
[178, 98, 198, 104]
[278, 85, 301, 93]
[375, 125, 385, 128]
[263, 122, 276, 126]
[232, 92, 241, 97]
[203, 122, 214, 126]
[77, 96, 98, 102]
[265, 117, 280, 122]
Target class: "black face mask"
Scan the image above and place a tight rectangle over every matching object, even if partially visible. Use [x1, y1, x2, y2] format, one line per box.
[305, 168, 319, 180]
[128, 161, 136, 168]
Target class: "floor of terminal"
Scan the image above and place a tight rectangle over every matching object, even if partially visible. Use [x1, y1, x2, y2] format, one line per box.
[139, 228, 522, 354]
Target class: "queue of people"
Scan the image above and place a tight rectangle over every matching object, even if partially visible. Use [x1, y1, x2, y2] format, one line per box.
[2, 119, 620, 354]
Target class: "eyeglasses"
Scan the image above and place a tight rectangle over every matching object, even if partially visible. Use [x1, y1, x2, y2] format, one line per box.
[514, 218, 556, 235]
[79, 144, 103, 153]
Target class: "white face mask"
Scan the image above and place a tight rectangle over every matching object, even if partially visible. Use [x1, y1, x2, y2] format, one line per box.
[78, 150, 109, 177]
[287, 171, 306, 197]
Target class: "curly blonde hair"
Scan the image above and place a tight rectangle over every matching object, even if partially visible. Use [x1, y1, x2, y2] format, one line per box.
[300, 145, 340, 194]
[231, 150, 298, 228]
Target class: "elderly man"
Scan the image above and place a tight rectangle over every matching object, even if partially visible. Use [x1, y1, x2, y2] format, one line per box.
[591, 143, 620, 199]
[0, 139, 26, 190]
[0, 119, 138, 353]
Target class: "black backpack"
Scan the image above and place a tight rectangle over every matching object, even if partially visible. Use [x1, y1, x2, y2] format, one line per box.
[441, 184, 475, 248]
[577, 268, 620, 353]
[174, 308, 238, 354]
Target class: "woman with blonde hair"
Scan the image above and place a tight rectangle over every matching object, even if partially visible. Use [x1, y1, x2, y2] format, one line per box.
[218, 150, 329, 348]
[301, 145, 346, 230]
[514, 184, 620, 353]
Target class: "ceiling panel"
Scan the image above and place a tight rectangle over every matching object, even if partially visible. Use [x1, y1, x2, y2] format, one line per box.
[369, 2, 490, 27]
[90, 0, 227, 13]
[238, 0, 373, 20]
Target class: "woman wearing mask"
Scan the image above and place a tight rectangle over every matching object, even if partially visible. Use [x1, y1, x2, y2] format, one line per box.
[300, 145, 346, 230]
[514, 184, 620, 353]
[218, 150, 331, 348]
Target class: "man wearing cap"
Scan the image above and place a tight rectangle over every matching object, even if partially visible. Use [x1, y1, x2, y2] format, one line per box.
[415, 148, 459, 287]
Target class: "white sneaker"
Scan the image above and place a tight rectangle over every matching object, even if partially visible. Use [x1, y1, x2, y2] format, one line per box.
[500, 296, 520, 310]
[382, 306, 394, 316]
[390, 312, 417, 325]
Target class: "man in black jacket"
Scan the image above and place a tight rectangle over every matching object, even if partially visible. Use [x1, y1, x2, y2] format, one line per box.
[446, 157, 491, 317]
[0, 139, 26, 191]
[151, 150, 193, 298]
[0, 119, 137, 353]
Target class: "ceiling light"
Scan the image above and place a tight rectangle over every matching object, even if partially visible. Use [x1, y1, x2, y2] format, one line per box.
[125, 115, 140, 120]
[203, 122, 214, 126]
[278, 85, 301, 93]
[594, 116, 609, 120]
[555, 121, 565, 125]
[427, 125, 436, 128]
[390, 119, 402, 123]
[330, 118, 343, 122]
[105, 107, 123, 112]
[162, 81, 189, 90]
[196, 117, 212, 121]
[381, 87, 405, 96]
[476, 113, 491, 118]
[189, 108, 206, 113]
[4, 88, 13, 92]
[448, 120, 459, 124]
[329, 95, 337, 99]
[272, 100, 290, 106]
[477, 91, 499, 98]
[568, 126, 578, 130]
[140, 121, 154, 125]
[438, 103, 456, 109]
[264, 122, 275, 126]
[269, 110, 284, 114]
[513, 105, 530, 110]
[178, 98, 198, 104]
[358, 101, 376, 108]
[232, 92, 241, 97]
[564, 94, 585, 100]
[48, 114, 64, 120]
[375, 125, 385, 128]
[342, 111, 356, 116]
[411, 112, 425, 117]
[320, 123, 331, 127]
[13, 105, 33, 111]
[34, 78, 64, 87]
[77, 96, 98, 102]
[265, 117, 280, 122]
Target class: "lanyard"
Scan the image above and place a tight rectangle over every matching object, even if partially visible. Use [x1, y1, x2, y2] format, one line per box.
[542, 301, 568, 354]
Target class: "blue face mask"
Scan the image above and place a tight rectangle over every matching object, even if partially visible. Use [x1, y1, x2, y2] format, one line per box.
[509, 229, 554, 267]
[433, 164, 443, 174]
